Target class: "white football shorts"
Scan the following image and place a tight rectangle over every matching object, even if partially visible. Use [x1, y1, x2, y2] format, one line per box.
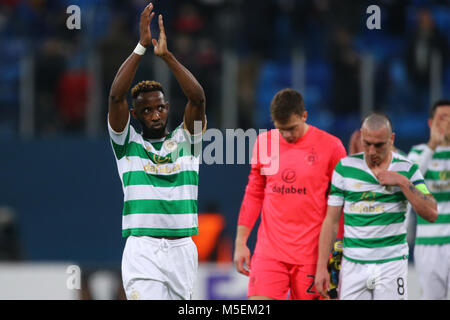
[121, 235, 198, 300]
[339, 257, 408, 300]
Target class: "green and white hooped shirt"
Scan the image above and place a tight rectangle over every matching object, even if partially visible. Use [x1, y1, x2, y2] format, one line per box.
[408, 144, 450, 245]
[328, 152, 430, 264]
[108, 114, 203, 238]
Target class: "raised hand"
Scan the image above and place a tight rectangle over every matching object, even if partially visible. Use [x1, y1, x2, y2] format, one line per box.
[139, 3, 156, 48]
[152, 14, 169, 57]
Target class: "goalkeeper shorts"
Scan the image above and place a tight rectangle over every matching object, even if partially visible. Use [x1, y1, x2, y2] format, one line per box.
[121, 235, 198, 300]
[247, 252, 321, 300]
[339, 257, 408, 300]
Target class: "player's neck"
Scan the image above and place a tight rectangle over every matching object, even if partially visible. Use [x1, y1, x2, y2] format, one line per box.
[298, 124, 309, 139]
[143, 128, 169, 140]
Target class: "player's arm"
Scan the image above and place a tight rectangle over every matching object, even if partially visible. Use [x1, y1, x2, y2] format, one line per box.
[234, 225, 252, 276]
[152, 14, 206, 135]
[410, 118, 448, 173]
[108, 3, 155, 133]
[315, 205, 343, 299]
[234, 138, 266, 276]
[234, 169, 266, 276]
[376, 170, 438, 222]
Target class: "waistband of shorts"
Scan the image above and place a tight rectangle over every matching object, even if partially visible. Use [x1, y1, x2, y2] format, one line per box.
[132, 235, 193, 247]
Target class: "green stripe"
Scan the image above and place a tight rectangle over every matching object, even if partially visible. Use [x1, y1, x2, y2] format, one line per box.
[409, 148, 423, 155]
[433, 192, 450, 202]
[397, 164, 419, 180]
[125, 141, 196, 164]
[335, 164, 379, 185]
[345, 190, 406, 203]
[150, 141, 163, 151]
[111, 127, 131, 160]
[344, 255, 408, 264]
[433, 151, 450, 159]
[344, 211, 405, 226]
[329, 184, 344, 196]
[417, 214, 450, 225]
[392, 157, 408, 163]
[123, 199, 197, 215]
[415, 236, 450, 245]
[123, 170, 199, 187]
[425, 170, 450, 180]
[122, 227, 198, 238]
[344, 233, 406, 248]
[349, 153, 364, 160]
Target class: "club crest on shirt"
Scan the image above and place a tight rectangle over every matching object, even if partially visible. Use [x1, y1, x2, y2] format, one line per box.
[281, 168, 296, 183]
[361, 191, 376, 202]
[305, 148, 318, 165]
[163, 139, 178, 153]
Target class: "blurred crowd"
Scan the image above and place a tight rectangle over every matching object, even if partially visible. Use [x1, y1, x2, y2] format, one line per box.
[0, 0, 449, 139]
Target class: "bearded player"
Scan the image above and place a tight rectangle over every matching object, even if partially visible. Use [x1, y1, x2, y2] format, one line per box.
[234, 89, 346, 300]
[108, 3, 206, 300]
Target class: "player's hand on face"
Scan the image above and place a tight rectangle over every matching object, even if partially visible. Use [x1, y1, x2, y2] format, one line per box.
[314, 267, 330, 299]
[233, 242, 251, 276]
[152, 14, 169, 57]
[139, 3, 156, 48]
[429, 116, 446, 149]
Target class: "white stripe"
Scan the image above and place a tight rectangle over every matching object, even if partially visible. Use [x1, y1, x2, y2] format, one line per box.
[344, 201, 407, 214]
[117, 156, 199, 175]
[344, 243, 408, 262]
[108, 113, 131, 145]
[328, 195, 344, 206]
[390, 160, 412, 172]
[341, 176, 403, 194]
[123, 213, 197, 230]
[437, 201, 450, 212]
[427, 180, 450, 194]
[341, 156, 365, 170]
[416, 223, 450, 238]
[424, 159, 450, 172]
[124, 184, 198, 201]
[345, 222, 406, 239]
[331, 171, 344, 189]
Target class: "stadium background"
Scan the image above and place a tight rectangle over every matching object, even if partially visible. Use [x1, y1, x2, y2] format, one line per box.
[0, 0, 449, 299]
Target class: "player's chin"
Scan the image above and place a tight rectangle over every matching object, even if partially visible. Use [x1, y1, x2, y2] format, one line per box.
[148, 123, 166, 135]
[284, 137, 298, 143]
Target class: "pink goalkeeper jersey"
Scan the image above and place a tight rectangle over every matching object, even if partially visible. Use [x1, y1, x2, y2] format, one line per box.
[238, 125, 347, 264]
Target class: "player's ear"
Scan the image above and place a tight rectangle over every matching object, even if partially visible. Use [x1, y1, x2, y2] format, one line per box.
[302, 111, 308, 121]
[427, 118, 432, 129]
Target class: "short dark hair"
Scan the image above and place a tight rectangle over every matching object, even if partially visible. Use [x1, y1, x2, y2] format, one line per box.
[270, 88, 306, 123]
[430, 99, 450, 119]
[131, 80, 164, 107]
[361, 112, 393, 133]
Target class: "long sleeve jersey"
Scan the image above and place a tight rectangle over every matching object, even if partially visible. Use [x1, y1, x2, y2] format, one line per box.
[238, 125, 347, 264]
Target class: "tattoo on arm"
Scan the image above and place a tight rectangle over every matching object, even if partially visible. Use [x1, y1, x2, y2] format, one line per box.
[408, 183, 436, 203]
